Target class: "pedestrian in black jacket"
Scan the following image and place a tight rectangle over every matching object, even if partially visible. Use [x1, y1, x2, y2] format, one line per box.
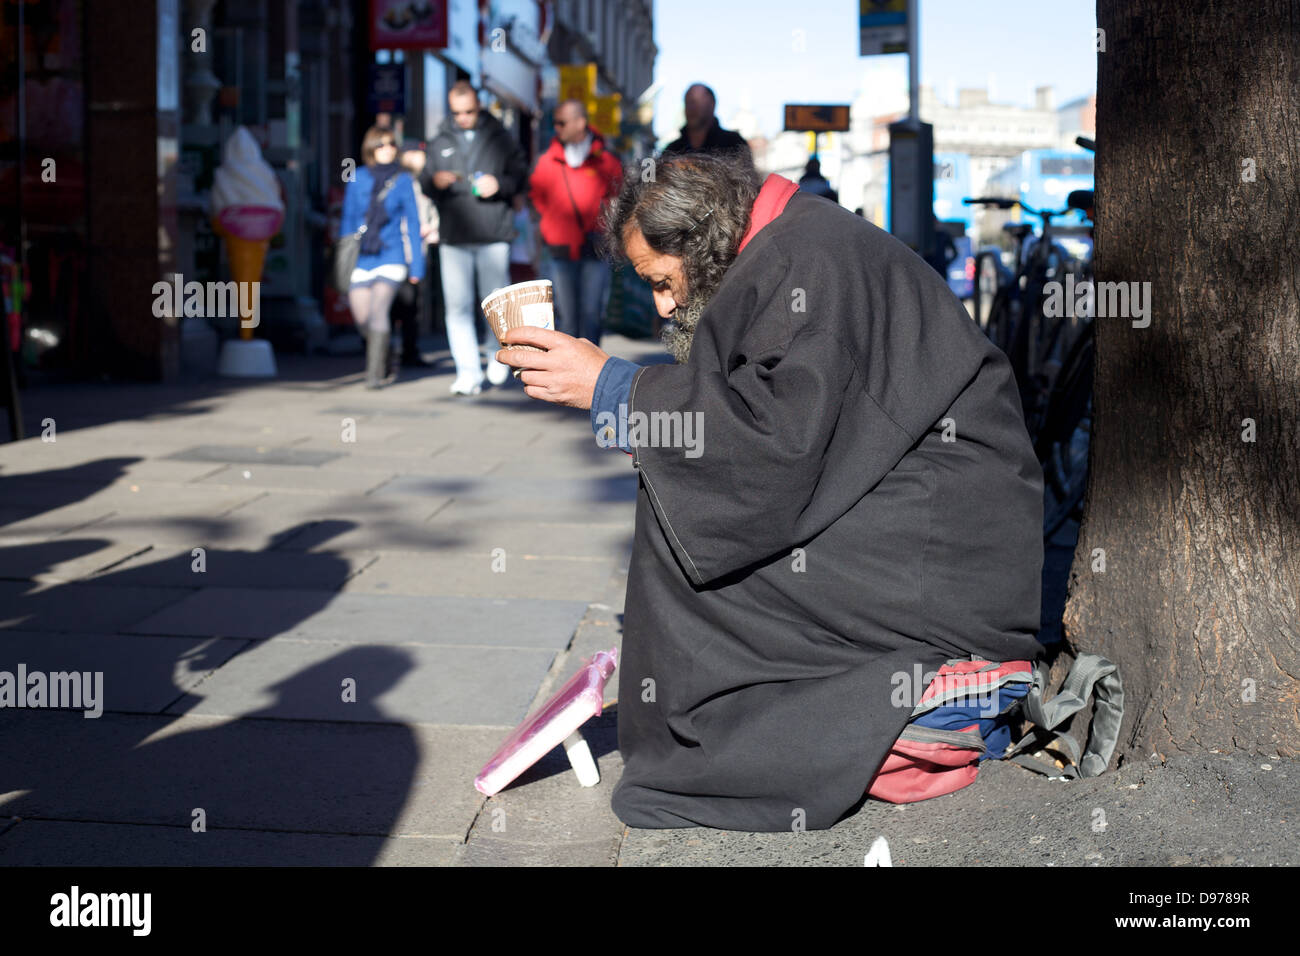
[797, 157, 839, 204]
[422, 81, 530, 394]
[662, 83, 751, 158]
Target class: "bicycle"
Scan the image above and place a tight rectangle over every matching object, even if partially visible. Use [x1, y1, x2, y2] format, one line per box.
[961, 194, 1091, 441]
[1036, 141, 1096, 537]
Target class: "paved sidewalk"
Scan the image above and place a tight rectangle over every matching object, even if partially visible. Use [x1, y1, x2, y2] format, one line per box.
[1, 336, 1296, 866]
[0, 336, 658, 866]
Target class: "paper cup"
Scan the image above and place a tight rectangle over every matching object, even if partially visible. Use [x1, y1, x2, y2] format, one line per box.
[481, 279, 554, 379]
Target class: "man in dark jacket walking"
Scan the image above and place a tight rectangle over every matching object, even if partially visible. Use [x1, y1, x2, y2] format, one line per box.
[423, 81, 529, 394]
[529, 99, 623, 345]
[662, 83, 751, 157]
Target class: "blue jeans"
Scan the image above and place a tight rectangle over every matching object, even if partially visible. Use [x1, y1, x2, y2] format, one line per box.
[439, 241, 510, 385]
[544, 255, 611, 345]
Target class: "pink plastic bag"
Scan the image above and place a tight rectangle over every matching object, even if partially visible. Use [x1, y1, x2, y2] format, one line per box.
[475, 648, 618, 797]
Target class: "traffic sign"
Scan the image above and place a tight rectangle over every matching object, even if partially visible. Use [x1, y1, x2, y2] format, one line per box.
[860, 0, 908, 56]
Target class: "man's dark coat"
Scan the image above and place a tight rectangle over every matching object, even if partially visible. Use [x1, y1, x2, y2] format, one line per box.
[611, 192, 1044, 832]
[423, 110, 529, 246]
[662, 117, 750, 157]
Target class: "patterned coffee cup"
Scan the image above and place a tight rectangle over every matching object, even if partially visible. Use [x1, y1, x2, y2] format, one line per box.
[481, 280, 554, 377]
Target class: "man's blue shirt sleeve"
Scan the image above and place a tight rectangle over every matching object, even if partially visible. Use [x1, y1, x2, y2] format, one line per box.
[591, 356, 640, 454]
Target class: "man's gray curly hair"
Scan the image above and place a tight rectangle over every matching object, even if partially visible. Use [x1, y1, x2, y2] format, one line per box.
[596, 150, 762, 359]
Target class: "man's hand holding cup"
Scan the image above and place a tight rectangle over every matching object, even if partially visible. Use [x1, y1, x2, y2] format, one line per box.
[497, 327, 608, 410]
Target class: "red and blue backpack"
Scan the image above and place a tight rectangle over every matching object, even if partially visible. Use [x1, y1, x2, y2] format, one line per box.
[867, 653, 1124, 803]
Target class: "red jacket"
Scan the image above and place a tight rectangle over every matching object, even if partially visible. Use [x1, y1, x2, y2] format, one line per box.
[528, 129, 623, 260]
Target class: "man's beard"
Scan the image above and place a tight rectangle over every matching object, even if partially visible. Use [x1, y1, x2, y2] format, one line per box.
[661, 300, 705, 364]
[660, 271, 721, 364]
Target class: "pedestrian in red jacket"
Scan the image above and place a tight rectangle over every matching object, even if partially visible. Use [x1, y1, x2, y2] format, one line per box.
[529, 100, 623, 345]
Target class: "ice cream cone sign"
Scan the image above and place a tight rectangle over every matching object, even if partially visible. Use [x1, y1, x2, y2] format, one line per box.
[210, 127, 285, 339]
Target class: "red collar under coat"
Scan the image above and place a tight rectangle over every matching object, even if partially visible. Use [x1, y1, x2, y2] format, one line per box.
[737, 174, 800, 254]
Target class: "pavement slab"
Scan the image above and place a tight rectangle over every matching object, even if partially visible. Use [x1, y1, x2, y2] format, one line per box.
[0, 503, 122, 540]
[128, 587, 588, 648]
[417, 519, 634, 559]
[0, 457, 223, 485]
[0, 537, 153, 583]
[0, 580, 194, 633]
[316, 453, 505, 478]
[0, 710, 502, 844]
[297, 432, 451, 453]
[0, 820, 468, 866]
[163, 638, 560, 726]
[214, 492, 450, 551]
[69, 510, 310, 551]
[0, 483, 266, 534]
[367, 474, 636, 503]
[90, 545, 374, 591]
[408, 496, 633, 525]
[268, 518, 465, 553]
[163, 444, 346, 467]
[489, 453, 634, 478]
[461, 836, 620, 866]
[192, 463, 389, 494]
[318, 404, 448, 420]
[341, 552, 615, 601]
[0, 630, 246, 714]
[0, 441, 184, 472]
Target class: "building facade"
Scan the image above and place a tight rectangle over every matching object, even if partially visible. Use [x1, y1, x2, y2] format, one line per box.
[4, 0, 656, 383]
[544, 0, 656, 159]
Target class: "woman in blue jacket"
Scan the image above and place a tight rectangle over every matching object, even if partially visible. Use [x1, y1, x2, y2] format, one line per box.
[341, 127, 426, 388]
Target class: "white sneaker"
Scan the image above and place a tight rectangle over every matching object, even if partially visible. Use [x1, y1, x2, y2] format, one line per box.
[486, 358, 510, 386]
[450, 378, 483, 396]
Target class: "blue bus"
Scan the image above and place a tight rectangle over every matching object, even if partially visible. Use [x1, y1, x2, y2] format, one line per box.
[933, 153, 974, 297]
[933, 152, 973, 233]
[985, 149, 1094, 230]
[882, 149, 977, 297]
[984, 148, 1094, 268]
[883, 151, 974, 232]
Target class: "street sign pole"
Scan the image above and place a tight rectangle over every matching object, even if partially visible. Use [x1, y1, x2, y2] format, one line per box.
[888, 0, 934, 264]
[907, 0, 920, 127]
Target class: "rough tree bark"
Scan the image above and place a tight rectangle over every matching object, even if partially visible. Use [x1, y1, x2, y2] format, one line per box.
[1062, 2, 1300, 760]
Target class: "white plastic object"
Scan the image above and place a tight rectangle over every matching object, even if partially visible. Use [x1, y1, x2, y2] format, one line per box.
[563, 731, 599, 787]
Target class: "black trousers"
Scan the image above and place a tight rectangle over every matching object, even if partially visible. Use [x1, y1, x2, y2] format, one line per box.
[391, 247, 445, 355]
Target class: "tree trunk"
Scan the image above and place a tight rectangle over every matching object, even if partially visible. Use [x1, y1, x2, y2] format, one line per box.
[1063, 1, 1300, 760]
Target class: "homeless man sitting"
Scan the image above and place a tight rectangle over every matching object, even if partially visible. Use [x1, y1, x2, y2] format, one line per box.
[495, 150, 1044, 832]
